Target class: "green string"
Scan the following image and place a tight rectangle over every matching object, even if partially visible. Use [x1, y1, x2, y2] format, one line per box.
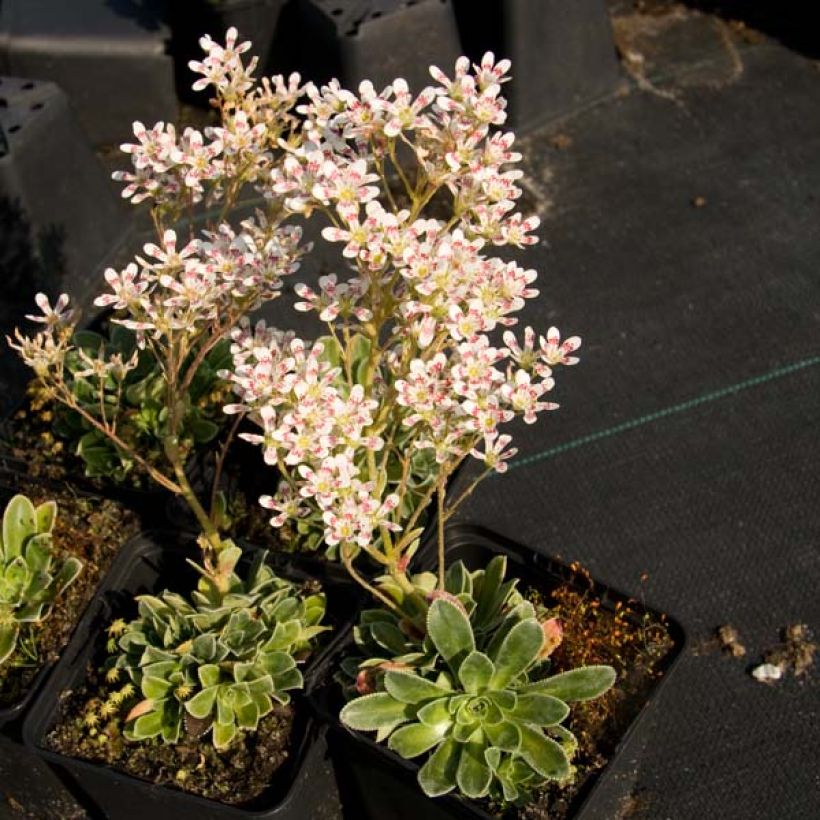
[502, 355, 820, 474]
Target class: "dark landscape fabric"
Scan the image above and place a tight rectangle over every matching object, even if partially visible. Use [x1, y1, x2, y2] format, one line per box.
[1, 7, 819, 819]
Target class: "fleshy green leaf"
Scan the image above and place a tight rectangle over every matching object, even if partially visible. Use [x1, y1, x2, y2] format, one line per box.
[458, 651, 494, 695]
[417, 698, 453, 728]
[34, 501, 57, 534]
[427, 599, 474, 674]
[0, 622, 20, 665]
[142, 675, 172, 700]
[384, 671, 450, 704]
[388, 722, 448, 758]
[485, 720, 521, 752]
[418, 737, 461, 797]
[131, 710, 164, 739]
[2, 495, 37, 560]
[52, 556, 83, 597]
[489, 618, 544, 689]
[213, 720, 238, 749]
[524, 666, 617, 701]
[370, 621, 408, 654]
[519, 724, 571, 780]
[185, 686, 218, 720]
[473, 555, 507, 627]
[340, 693, 415, 731]
[509, 693, 570, 727]
[456, 740, 493, 798]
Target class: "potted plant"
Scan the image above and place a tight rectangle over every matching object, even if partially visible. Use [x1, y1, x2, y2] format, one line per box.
[9, 28, 343, 817]
[0, 485, 140, 816]
[1, 312, 233, 521]
[222, 48, 681, 817]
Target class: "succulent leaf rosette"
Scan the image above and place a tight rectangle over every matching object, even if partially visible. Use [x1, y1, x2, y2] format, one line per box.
[0, 495, 82, 666]
[109, 544, 327, 749]
[340, 557, 615, 801]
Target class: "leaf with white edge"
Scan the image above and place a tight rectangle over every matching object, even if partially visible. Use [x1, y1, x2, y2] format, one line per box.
[185, 686, 218, 720]
[418, 737, 461, 797]
[473, 554, 507, 627]
[384, 671, 451, 704]
[484, 746, 502, 771]
[370, 621, 408, 654]
[509, 693, 569, 727]
[427, 599, 474, 674]
[34, 501, 57, 534]
[388, 721, 448, 758]
[340, 692, 415, 731]
[213, 720, 237, 749]
[142, 675, 172, 700]
[131, 710, 163, 739]
[547, 724, 579, 757]
[0, 622, 20, 665]
[484, 719, 522, 752]
[519, 724, 571, 780]
[524, 665, 617, 701]
[457, 740, 493, 798]
[489, 618, 544, 689]
[52, 556, 83, 597]
[458, 651, 494, 694]
[417, 698, 453, 728]
[2, 495, 37, 560]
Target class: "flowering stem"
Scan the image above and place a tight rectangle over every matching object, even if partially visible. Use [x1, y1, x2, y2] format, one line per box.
[437, 478, 446, 590]
[210, 409, 245, 525]
[341, 545, 402, 616]
[442, 465, 493, 524]
[164, 434, 223, 554]
[56, 390, 181, 494]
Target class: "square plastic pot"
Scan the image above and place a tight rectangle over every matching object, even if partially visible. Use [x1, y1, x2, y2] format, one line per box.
[22, 531, 358, 819]
[311, 523, 686, 820]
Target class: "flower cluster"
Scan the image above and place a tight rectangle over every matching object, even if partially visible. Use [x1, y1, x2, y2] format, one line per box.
[96, 221, 305, 349]
[8, 29, 310, 546]
[225, 51, 581, 566]
[115, 27, 302, 210]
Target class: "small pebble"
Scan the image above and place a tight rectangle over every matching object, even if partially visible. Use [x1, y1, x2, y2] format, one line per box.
[751, 663, 784, 683]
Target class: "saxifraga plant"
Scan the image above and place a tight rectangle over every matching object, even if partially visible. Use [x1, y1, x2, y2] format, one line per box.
[340, 556, 615, 801]
[102, 544, 327, 749]
[0, 494, 83, 666]
[51, 324, 231, 486]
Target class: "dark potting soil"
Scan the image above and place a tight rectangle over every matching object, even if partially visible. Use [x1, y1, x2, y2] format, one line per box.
[46, 661, 296, 806]
[0, 485, 140, 707]
[513, 568, 675, 820]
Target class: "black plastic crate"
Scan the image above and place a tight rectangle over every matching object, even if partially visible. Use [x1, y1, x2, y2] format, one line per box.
[453, 0, 622, 131]
[0, 0, 177, 146]
[0, 76, 131, 308]
[273, 0, 461, 92]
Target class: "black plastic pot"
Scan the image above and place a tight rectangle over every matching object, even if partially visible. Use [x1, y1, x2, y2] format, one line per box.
[0, 652, 92, 820]
[311, 523, 686, 820]
[23, 531, 357, 819]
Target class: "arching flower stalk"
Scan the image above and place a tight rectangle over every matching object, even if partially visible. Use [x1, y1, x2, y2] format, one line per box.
[226, 52, 581, 613]
[8, 29, 311, 580]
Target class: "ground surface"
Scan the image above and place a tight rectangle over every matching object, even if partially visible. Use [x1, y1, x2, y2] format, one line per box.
[444, 5, 820, 818]
[1, 2, 819, 819]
